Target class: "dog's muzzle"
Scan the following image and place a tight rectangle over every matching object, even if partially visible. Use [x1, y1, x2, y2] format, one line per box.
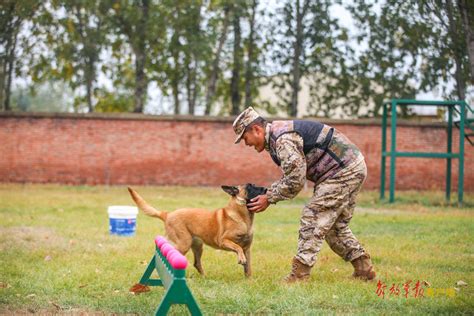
[245, 183, 267, 203]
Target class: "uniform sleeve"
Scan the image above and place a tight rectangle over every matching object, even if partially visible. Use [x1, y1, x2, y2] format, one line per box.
[266, 133, 306, 204]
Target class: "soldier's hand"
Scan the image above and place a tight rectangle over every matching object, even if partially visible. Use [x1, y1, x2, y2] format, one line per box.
[247, 194, 269, 213]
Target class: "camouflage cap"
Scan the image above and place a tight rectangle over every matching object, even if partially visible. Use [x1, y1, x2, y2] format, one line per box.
[232, 106, 261, 144]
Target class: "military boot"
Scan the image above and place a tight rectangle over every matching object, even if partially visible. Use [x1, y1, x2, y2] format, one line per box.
[351, 254, 376, 280]
[283, 257, 312, 283]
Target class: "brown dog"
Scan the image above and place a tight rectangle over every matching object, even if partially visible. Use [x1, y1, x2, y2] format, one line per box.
[127, 184, 266, 277]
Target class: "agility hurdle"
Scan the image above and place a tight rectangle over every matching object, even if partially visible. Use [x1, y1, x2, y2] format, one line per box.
[137, 235, 202, 315]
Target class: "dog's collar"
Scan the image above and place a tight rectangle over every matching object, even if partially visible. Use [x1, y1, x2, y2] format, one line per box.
[235, 196, 247, 206]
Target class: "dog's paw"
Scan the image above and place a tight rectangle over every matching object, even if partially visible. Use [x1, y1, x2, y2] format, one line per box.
[238, 257, 247, 265]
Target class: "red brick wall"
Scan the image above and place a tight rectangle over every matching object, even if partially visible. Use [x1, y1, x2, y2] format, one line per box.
[0, 112, 472, 191]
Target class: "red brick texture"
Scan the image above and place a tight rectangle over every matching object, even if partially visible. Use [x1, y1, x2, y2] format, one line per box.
[0, 112, 472, 191]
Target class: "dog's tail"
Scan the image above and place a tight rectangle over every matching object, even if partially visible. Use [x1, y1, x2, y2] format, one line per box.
[127, 187, 167, 222]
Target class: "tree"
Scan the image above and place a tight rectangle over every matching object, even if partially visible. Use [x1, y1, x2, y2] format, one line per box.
[94, 90, 134, 112]
[271, 0, 313, 117]
[9, 81, 74, 112]
[182, 0, 205, 115]
[0, 0, 40, 111]
[271, 0, 351, 117]
[204, 2, 231, 115]
[244, 0, 258, 107]
[344, 1, 418, 116]
[108, 0, 166, 113]
[289, 0, 307, 117]
[24, 1, 111, 113]
[230, 2, 243, 115]
[159, 0, 208, 115]
[457, 0, 474, 84]
[228, 0, 265, 115]
[55, 0, 106, 112]
[348, 0, 472, 116]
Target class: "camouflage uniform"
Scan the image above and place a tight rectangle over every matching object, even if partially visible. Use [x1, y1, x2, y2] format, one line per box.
[265, 122, 369, 267]
[233, 107, 370, 267]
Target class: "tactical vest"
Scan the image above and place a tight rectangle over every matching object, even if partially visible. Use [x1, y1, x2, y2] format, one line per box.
[268, 120, 358, 184]
[268, 120, 335, 166]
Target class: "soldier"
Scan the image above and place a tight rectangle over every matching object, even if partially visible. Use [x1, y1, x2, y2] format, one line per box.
[232, 106, 376, 283]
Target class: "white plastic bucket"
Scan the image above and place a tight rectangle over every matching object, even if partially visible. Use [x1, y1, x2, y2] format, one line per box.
[107, 205, 138, 236]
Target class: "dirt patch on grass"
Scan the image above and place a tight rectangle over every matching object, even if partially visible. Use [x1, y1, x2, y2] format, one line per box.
[0, 226, 67, 252]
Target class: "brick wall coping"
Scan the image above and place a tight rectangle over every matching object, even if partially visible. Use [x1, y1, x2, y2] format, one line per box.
[0, 111, 448, 128]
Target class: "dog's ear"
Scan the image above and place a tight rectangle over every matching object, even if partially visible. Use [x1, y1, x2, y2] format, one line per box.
[221, 185, 239, 196]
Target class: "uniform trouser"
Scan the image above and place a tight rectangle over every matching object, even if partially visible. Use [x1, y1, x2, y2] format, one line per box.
[295, 158, 368, 267]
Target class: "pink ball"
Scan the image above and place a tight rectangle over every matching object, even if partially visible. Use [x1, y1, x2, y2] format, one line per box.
[158, 241, 167, 251]
[166, 249, 180, 262]
[155, 236, 168, 248]
[160, 243, 173, 256]
[171, 254, 188, 270]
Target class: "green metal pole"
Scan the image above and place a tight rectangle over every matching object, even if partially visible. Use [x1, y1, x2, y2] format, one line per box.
[380, 103, 387, 200]
[458, 102, 465, 205]
[446, 106, 453, 202]
[389, 100, 397, 203]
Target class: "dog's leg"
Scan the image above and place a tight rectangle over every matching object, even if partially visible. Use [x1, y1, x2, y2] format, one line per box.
[191, 238, 205, 275]
[166, 225, 193, 255]
[243, 247, 251, 277]
[221, 239, 247, 265]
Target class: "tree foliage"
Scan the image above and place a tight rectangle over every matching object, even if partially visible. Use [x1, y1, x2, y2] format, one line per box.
[271, 0, 354, 117]
[1, 0, 473, 117]
[0, 0, 41, 111]
[347, 0, 473, 116]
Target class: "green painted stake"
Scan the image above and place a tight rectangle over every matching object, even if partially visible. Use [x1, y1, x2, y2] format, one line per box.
[389, 99, 397, 203]
[458, 102, 465, 206]
[446, 106, 453, 201]
[138, 243, 202, 316]
[380, 103, 388, 200]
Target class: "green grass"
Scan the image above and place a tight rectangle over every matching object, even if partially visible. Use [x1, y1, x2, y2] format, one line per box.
[0, 184, 473, 315]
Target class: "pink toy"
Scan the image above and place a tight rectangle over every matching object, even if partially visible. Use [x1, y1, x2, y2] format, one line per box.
[160, 243, 173, 257]
[155, 236, 168, 248]
[153, 235, 188, 269]
[158, 242, 166, 251]
[166, 249, 180, 262]
[170, 254, 188, 270]
[159, 241, 170, 251]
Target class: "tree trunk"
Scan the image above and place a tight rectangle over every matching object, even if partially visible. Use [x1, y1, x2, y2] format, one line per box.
[4, 28, 19, 112]
[186, 5, 202, 115]
[171, 31, 181, 115]
[290, 0, 304, 117]
[446, 0, 466, 100]
[0, 60, 5, 110]
[85, 75, 93, 112]
[75, 5, 95, 113]
[458, 0, 474, 84]
[172, 77, 180, 115]
[189, 56, 198, 115]
[205, 6, 230, 115]
[1, 44, 12, 111]
[244, 0, 257, 108]
[84, 60, 94, 113]
[230, 8, 242, 115]
[186, 61, 195, 115]
[2, 3, 15, 111]
[133, 0, 149, 113]
[134, 50, 147, 113]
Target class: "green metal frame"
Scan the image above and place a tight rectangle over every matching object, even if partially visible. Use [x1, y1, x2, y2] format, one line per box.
[380, 99, 467, 205]
[139, 244, 202, 315]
